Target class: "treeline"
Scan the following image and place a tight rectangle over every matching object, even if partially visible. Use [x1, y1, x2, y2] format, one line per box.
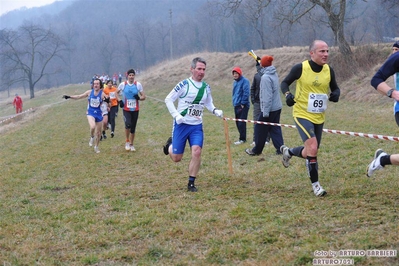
[0, 0, 397, 95]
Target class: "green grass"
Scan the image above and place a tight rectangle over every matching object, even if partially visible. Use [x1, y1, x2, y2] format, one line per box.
[0, 83, 398, 265]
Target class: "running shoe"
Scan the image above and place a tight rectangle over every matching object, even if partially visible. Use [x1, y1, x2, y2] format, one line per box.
[234, 140, 245, 145]
[125, 142, 131, 151]
[94, 146, 100, 153]
[163, 137, 172, 155]
[89, 137, 94, 147]
[313, 184, 327, 197]
[130, 145, 136, 152]
[280, 145, 291, 168]
[366, 149, 387, 177]
[111, 131, 114, 138]
[187, 183, 198, 192]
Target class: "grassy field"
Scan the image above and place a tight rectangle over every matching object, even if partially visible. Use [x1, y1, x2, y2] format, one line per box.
[1, 49, 398, 265]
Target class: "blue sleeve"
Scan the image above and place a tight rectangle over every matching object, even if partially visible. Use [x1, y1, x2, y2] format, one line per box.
[243, 78, 250, 106]
[371, 52, 399, 89]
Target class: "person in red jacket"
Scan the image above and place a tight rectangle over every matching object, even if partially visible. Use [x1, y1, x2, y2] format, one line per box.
[13, 93, 23, 114]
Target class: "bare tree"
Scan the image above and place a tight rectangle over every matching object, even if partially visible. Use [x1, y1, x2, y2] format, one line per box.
[120, 30, 137, 71]
[94, 33, 117, 76]
[380, 0, 399, 17]
[0, 22, 65, 98]
[60, 22, 78, 84]
[212, 0, 365, 66]
[133, 19, 153, 70]
[209, 0, 272, 49]
[276, 0, 361, 61]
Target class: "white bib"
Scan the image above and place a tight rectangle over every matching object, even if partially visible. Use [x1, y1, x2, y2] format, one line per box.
[187, 104, 204, 119]
[307, 93, 328, 113]
[90, 98, 100, 108]
[126, 99, 137, 109]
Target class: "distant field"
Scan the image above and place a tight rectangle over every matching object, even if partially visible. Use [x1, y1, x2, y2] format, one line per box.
[1, 48, 398, 265]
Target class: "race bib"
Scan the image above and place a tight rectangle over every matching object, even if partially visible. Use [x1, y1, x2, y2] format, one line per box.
[109, 92, 116, 99]
[90, 98, 100, 108]
[187, 104, 204, 118]
[100, 102, 108, 113]
[307, 93, 328, 113]
[126, 99, 137, 109]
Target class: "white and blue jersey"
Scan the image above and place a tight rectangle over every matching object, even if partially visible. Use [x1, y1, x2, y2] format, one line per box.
[165, 77, 217, 154]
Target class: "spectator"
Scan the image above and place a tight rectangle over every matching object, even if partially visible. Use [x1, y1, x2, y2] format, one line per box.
[13, 93, 23, 114]
[231, 66, 250, 145]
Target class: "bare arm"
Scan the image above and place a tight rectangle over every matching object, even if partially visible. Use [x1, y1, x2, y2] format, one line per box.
[376, 82, 399, 101]
[69, 90, 91, 100]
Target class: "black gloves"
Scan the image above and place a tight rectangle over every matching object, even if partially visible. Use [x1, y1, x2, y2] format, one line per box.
[134, 94, 140, 100]
[63, 95, 70, 99]
[285, 93, 296, 107]
[119, 100, 124, 108]
[103, 97, 110, 103]
[329, 89, 340, 102]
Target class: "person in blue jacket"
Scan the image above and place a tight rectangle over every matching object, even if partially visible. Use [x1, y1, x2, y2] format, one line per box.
[231, 66, 250, 145]
[367, 50, 399, 177]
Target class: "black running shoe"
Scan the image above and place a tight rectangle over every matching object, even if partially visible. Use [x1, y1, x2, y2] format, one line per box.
[111, 131, 114, 138]
[103, 133, 107, 139]
[163, 137, 172, 155]
[187, 183, 198, 192]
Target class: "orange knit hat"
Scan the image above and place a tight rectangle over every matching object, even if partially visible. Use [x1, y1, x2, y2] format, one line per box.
[260, 55, 274, 67]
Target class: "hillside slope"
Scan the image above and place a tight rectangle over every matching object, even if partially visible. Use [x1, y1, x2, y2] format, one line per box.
[0, 44, 394, 125]
[140, 45, 394, 104]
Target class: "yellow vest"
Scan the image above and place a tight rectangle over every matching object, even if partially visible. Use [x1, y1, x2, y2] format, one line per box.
[293, 61, 331, 124]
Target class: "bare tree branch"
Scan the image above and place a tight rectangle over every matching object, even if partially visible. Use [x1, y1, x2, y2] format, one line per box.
[0, 22, 66, 98]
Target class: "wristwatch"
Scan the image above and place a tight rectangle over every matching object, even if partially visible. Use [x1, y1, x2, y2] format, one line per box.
[387, 89, 394, 98]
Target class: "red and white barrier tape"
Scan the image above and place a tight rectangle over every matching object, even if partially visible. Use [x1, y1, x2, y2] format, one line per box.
[0, 108, 34, 124]
[223, 117, 399, 142]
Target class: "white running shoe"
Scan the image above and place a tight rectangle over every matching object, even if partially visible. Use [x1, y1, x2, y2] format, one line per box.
[313, 184, 327, 197]
[125, 142, 131, 151]
[234, 140, 245, 145]
[94, 146, 100, 153]
[280, 145, 291, 168]
[89, 137, 94, 147]
[366, 149, 387, 177]
[130, 145, 136, 152]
